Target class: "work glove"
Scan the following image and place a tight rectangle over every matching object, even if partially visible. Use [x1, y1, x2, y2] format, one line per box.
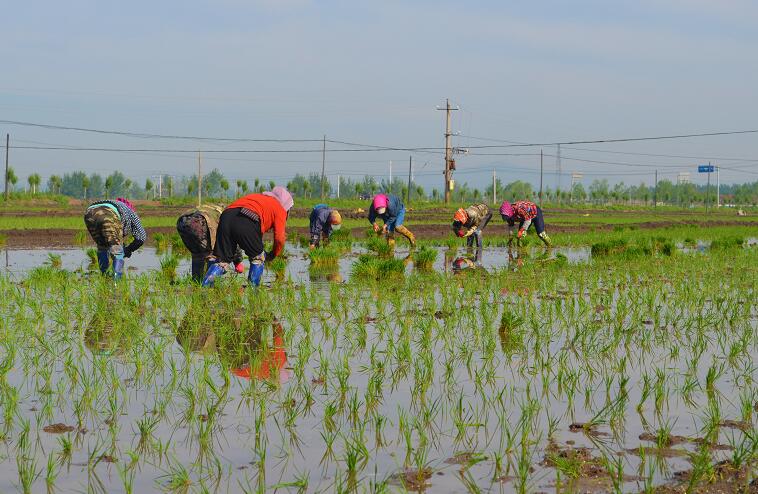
[517, 229, 527, 239]
[373, 223, 381, 233]
[234, 262, 245, 273]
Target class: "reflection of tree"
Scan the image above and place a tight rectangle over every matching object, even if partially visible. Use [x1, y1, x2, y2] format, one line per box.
[177, 301, 288, 382]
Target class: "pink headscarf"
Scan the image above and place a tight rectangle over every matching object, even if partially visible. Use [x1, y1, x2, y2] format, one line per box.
[116, 197, 135, 211]
[372, 194, 389, 210]
[262, 186, 294, 212]
[499, 200, 513, 217]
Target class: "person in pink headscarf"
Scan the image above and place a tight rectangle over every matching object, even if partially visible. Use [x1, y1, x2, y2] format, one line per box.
[202, 186, 294, 287]
[499, 200, 552, 247]
[367, 193, 416, 248]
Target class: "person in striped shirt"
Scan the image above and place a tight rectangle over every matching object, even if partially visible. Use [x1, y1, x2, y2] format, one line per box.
[83, 197, 147, 280]
[499, 200, 552, 247]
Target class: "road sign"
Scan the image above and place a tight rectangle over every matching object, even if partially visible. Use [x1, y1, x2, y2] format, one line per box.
[698, 165, 714, 173]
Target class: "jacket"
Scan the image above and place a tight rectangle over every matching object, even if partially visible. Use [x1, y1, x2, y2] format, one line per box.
[226, 194, 288, 257]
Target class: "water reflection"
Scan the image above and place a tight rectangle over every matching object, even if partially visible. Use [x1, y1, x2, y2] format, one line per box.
[177, 303, 289, 383]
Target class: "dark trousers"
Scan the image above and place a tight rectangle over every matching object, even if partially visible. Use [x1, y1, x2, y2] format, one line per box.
[213, 208, 264, 262]
[532, 208, 546, 234]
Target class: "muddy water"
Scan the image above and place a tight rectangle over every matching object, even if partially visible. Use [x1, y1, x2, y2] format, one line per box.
[0, 245, 591, 282]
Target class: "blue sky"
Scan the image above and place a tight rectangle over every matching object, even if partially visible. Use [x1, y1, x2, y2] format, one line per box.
[2, 0, 757, 191]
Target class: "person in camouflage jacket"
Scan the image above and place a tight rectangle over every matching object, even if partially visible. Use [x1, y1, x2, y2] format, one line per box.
[177, 204, 244, 282]
[83, 197, 146, 280]
[452, 203, 492, 262]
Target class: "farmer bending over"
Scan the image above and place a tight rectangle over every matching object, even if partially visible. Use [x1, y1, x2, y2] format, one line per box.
[309, 204, 342, 249]
[368, 193, 416, 249]
[452, 203, 492, 262]
[499, 200, 552, 247]
[84, 197, 146, 280]
[176, 204, 245, 282]
[202, 186, 293, 288]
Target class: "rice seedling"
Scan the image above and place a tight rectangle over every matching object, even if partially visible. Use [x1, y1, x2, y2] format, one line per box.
[160, 253, 180, 282]
[412, 245, 437, 270]
[308, 246, 340, 266]
[73, 230, 89, 246]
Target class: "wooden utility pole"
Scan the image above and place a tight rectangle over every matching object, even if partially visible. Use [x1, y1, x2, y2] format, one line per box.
[716, 164, 720, 208]
[539, 149, 544, 205]
[336, 175, 340, 199]
[706, 161, 711, 214]
[4, 134, 9, 201]
[320, 135, 326, 199]
[438, 99, 459, 204]
[197, 151, 202, 207]
[407, 156, 413, 204]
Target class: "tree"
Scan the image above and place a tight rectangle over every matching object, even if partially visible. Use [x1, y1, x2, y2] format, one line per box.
[27, 173, 41, 194]
[571, 182, 587, 203]
[589, 179, 610, 204]
[82, 175, 91, 200]
[220, 179, 229, 198]
[145, 179, 154, 199]
[48, 175, 62, 194]
[6, 167, 17, 192]
[268, 180, 275, 191]
[105, 176, 113, 199]
[123, 179, 132, 196]
[165, 176, 174, 197]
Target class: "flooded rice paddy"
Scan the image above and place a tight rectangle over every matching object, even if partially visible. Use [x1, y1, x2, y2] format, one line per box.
[0, 241, 755, 493]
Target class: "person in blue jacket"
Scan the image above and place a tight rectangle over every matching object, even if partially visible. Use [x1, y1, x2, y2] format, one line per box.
[367, 193, 416, 248]
[309, 204, 343, 249]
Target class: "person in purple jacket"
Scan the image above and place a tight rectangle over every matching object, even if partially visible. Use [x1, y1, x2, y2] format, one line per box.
[309, 204, 343, 249]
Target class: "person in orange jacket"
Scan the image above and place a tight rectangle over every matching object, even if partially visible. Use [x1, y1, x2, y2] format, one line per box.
[202, 186, 294, 287]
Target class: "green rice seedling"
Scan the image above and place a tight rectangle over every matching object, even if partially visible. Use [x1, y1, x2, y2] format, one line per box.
[309, 246, 340, 266]
[73, 230, 89, 246]
[46, 253, 62, 269]
[17, 454, 41, 494]
[366, 236, 393, 257]
[85, 247, 98, 267]
[160, 254, 179, 282]
[412, 246, 437, 270]
[267, 254, 288, 276]
[351, 254, 404, 280]
[709, 236, 743, 250]
[170, 233, 189, 255]
[152, 232, 169, 251]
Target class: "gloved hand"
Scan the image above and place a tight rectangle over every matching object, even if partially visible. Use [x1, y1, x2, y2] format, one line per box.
[234, 262, 245, 273]
[456, 229, 466, 238]
[373, 223, 381, 233]
[517, 229, 527, 239]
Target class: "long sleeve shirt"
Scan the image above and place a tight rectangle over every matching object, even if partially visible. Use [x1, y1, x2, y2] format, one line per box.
[455, 203, 492, 237]
[505, 200, 539, 234]
[309, 205, 333, 246]
[227, 194, 288, 257]
[88, 200, 147, 254]
[368, 194, 403, 225]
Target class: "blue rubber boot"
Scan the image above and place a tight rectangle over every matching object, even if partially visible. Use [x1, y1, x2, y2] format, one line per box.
[97, 250, 110, 274]
[112, 256, 125, 281]
[248, 262, 264, 287]
[202, 263, 226, 288]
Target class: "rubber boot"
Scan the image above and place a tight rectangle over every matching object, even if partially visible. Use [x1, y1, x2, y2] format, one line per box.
[386, 235, 396, 252]
[538, 232, 552, 247]
[395, 225, 416, 248]
[97, 250, 110, 274]
[202, 263, 226, 288]
[112, 257, 125, 281]
[248, 261, 264, 287]
[190, 258, 206, 283]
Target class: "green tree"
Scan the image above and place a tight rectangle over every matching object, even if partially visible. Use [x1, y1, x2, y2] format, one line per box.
[47, 175, 62, 194]
[145, 179, 154, 199]
[27, 173, 41, 194]
[220, 178, 229, 198]
[82, 175, 91, 200]
[105, 176, 113, 199]
[5, 167, 17, 192]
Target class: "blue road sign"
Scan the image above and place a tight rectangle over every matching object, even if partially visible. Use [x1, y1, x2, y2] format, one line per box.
[698, 165, 714, 173]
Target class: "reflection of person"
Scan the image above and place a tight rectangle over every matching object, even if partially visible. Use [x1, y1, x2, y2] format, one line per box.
[176, 204, 244, 282]
[499, 200, 552, 247]
[202, 186, 294, 288]
[83, 197, 146, 280]
[309, 204, 342, 249]
[368, 194, 416, 249]
[177, 307, 289, 383]
[452, 203, 492, 263]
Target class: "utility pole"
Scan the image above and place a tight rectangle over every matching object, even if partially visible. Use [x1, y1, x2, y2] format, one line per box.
[336, 174, 340, 199]
[407, 156, 413, 204]
[706, 161, 711, 214]
[539, 149, 544, 205]
[4, 134, 8, 201]
[555, 144, 562, 204]
[197, 151, 202, 207]
[158, 174, 162, 199]
[437, 98, 459, 204]
[492, 169, 496, 204]
[389, 160, 392, 184]
[653, 170, 658, 207]
[320, 135, 326, 199]
[716, 164, 720, 208]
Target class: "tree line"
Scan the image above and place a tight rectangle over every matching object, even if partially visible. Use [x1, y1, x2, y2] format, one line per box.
[4, 166, 758, 206]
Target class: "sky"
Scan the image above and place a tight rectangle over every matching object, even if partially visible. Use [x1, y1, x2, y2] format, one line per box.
[2, 0, 757, 192]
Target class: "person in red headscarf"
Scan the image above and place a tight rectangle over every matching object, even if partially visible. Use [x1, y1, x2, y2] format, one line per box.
[499, 200, 552, 247]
